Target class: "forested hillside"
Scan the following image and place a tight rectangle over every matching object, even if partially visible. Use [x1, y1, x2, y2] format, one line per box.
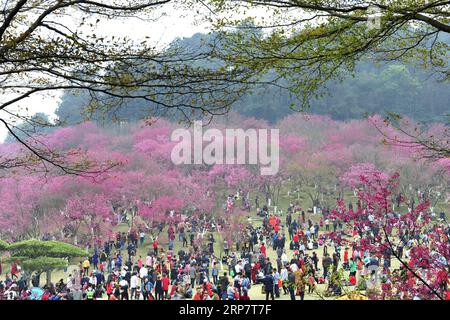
[54, 32, 450, 125]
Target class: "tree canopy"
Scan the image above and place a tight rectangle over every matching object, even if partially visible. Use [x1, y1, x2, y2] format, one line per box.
[5, 239, 87, 282]
[207, 0, 449, 108]
[0, 0, 253, 175]
[51, 31, 450, 125]
[7, 239, 87, 259]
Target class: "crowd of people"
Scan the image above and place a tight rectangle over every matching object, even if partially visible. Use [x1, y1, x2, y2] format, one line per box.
[0, 192, 449, 300]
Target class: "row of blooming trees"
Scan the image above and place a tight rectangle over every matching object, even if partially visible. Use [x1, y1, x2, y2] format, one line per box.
[0, 114, 448, 252]
[0, 121, 217, 246]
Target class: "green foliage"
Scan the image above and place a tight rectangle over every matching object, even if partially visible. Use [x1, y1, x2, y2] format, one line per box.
[20, 257, 67, 272]
[7, 240, 87, 259]
[0, 239, 9, 251]
[6, 256, 68, 273]
[307, 62, 449, 122]
[207, 0, 449, 118]
[4, 240, 86, 275]
[356, 275, 368, 291]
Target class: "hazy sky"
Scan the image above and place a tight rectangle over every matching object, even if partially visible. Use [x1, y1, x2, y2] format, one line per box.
[0, 3, 213, 141]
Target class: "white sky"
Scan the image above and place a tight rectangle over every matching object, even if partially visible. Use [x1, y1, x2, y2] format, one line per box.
[0, 3, 214, 141]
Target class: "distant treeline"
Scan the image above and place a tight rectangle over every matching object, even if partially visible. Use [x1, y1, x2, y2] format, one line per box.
[6, 32, 449, 143]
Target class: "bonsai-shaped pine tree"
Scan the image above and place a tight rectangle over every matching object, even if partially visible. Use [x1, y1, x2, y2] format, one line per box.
[5, 240, 86, 286]
[0, 239, 8, 251]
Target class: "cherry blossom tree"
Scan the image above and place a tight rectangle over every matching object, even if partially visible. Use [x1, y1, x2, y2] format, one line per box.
[63, 193, 115, 246]
[332, 168, 449, 300]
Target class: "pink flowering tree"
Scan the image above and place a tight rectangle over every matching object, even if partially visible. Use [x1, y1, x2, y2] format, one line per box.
[63, 193, 115, 247]
[332, 168, 449, 300]
[369, 114, 449, 162]
[287, 152, 338, 208]
[138, 195, 185, 233]
[0, 176, 46, 240]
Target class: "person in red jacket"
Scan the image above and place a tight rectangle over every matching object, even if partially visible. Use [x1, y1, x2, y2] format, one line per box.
[292, 233, 298, 245]
[193, 287, 203, 300]
[153, 238, 158, 255]
[41, 289, 50, 300]
[260, 243, 267, 258]
[251, 262, 259, 284]
[343, 247, 349, 270]
[170, 283, 178, 296]
[11, 262, 18, 280]
[106, 281, 113, 299]
[203, 280, 213, 297]
[161, 273, 170, 299]
[168, 224, 174, 238]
